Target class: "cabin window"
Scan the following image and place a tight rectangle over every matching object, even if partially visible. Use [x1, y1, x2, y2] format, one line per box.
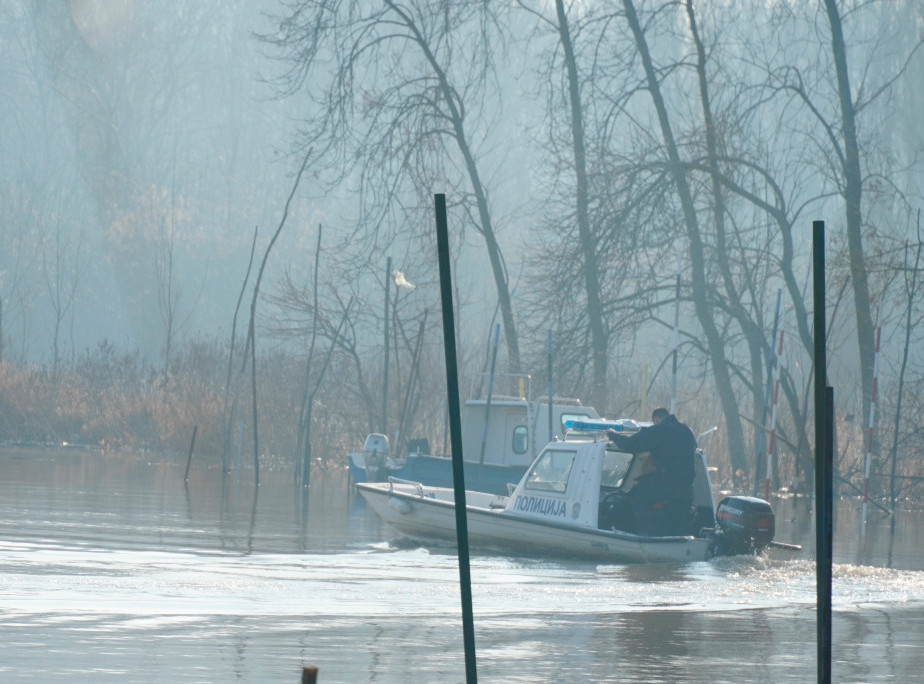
[511, 426, 528, 454]
[560, 412, 591, 435]
[523, 449, 575, 493]
[600, 449, 634, 488]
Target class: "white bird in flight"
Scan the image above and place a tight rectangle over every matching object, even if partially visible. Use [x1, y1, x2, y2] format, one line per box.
[393, 270, 415, 289]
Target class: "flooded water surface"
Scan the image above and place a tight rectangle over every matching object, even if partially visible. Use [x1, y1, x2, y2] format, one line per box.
[1, 448, 922, 682]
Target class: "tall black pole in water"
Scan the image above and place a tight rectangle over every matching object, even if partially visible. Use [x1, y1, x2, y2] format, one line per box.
[434, 193, 478, 683]
[813, 220, 832, 683]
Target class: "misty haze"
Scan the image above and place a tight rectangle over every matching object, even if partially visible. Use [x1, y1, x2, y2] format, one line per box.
[2, 2, 924, 681]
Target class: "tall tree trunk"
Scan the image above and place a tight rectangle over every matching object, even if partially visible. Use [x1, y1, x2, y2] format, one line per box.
[554, 0, 609, 412]
[824, 0, 875, 428]
[684, 0, 767, 476]
[388, 0, 521, 372]
[889, 215, 921, 508]
[622, 0, 748, 473]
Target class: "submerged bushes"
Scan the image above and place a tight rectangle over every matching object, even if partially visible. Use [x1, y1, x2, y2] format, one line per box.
[0, 337, 435, 473]
[0, 340, 299, 463]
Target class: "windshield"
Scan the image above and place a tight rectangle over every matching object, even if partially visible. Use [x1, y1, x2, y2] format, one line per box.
[523, 449, 576, 493]
[601, 449, 633, 488]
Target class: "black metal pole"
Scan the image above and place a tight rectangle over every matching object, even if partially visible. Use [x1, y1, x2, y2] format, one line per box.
[813, 220, 832, 684]
[434, 193, 478, 684]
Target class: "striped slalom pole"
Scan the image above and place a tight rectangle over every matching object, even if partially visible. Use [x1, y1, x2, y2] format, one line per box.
[861, 313, 882, 529]
[547, 330, 554, 443]
[754, 289, 782, 497]
[762, 330, 784, 500]
[670, 258, 680, 415]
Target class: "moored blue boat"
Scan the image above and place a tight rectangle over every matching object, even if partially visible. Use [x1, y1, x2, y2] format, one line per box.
[347, 390, 601, 495]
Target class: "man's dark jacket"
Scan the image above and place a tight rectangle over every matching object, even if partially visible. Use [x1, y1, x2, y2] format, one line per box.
[612, 414, 696, 486]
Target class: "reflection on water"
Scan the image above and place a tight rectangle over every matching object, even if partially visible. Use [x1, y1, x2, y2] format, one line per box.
[1, 447, 923, 682]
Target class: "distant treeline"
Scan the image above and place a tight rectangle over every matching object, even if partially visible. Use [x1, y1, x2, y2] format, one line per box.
[1, 335, 922, 509]
[0, 336, 446, 476]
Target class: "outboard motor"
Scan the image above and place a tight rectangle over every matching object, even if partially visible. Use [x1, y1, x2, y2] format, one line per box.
[713, 496, 775, 556]
[362, 433, 390, 482]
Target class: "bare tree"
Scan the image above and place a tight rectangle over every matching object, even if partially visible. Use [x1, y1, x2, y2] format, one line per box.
[155, 183, 182, 391]
[823, 0, 876, 430]
[516, 1, 667, 409]
[39, 209, 87, 378]
[221, 226, 259, 473]
[546, 0, 610, 411]
[243, 151, 312, 486]
[760, 0, 924, 427]
[263, 0, 521, 371]
[886, 212, 924, 507]
[620, 0, 749, 472]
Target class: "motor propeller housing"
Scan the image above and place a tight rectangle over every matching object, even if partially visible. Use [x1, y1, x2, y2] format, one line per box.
[713, 495, 776, 556]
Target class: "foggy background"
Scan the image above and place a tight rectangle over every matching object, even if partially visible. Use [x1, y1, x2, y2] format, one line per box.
[2, 0, 923, 499]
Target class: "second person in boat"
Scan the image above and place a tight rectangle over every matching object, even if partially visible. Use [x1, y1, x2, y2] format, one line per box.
[605, 407, 697, 535]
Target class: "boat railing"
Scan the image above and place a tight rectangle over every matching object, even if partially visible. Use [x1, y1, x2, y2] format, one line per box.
[468, 372, 532, 401]
[386, 476, 426, 497]
[534, 395, 587, 407]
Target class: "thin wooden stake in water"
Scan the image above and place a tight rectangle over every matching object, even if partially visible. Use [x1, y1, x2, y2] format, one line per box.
[813, 219, 832, 684]
[184, 425, 198, 482]
[434, 193, 478, 684]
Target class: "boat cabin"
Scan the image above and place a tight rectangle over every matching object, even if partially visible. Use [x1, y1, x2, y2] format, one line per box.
[504, 436, 716, 536]
[459, 395, 599, 469]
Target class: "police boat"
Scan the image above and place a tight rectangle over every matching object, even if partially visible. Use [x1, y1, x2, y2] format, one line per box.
[355, 422, 781, 563]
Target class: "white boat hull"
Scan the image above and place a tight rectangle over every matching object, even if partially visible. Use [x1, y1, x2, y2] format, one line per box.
[356, 481, 712, 564]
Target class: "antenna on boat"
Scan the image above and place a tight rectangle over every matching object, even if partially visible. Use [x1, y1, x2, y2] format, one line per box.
[697, 425, 718, 460]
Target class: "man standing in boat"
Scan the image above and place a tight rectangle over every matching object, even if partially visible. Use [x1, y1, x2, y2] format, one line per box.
[605, 407, 697, 535]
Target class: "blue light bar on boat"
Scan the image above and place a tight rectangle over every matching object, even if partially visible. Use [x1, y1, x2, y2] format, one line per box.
[565, 418, 641, 433]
